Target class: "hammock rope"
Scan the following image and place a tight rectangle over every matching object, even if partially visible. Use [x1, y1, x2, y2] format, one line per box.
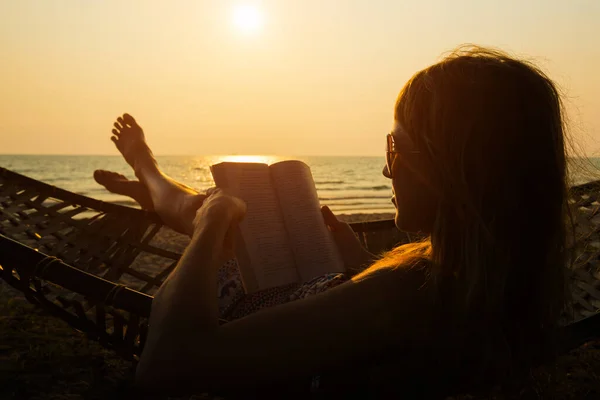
[1, 166, 600, 363]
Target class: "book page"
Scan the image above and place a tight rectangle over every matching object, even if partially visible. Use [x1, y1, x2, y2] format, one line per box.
[211, 162, 299, 292]
[270, 160, 345, 282]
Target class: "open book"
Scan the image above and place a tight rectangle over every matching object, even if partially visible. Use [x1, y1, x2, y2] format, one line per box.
[210, 160, 345, 293]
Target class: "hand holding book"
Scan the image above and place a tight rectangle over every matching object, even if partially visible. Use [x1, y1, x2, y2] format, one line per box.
[192, 188, 247, 265]
[193, 187, 247, 226]
[321, 205, 377, 274]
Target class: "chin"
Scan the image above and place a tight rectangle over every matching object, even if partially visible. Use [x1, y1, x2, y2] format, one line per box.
[394, 212, 408, 232]
[394, 212, 429, 234]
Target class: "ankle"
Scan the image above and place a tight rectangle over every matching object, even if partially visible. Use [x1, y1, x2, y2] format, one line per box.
[134, 159, 160, 184]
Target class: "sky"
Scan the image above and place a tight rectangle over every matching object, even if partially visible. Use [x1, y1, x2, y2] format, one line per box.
[0, 0, 599, 156]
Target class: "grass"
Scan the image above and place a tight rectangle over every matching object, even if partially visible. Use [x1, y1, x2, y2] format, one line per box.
[1, 284, 600, 400]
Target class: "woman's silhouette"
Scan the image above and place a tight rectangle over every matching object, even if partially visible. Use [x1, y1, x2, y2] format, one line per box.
[95, 46, 571, 397]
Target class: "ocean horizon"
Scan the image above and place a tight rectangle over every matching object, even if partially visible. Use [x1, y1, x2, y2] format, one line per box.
[2, 154, 599, 215]
[0, 154, 398, 215]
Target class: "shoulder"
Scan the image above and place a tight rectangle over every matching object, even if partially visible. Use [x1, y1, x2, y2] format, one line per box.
[364, 260, 435, 327]
[352, 259, 430, 292]
[348, 260, 433, 321]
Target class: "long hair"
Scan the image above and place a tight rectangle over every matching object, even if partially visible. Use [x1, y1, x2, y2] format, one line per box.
[360, 46, 571, 380]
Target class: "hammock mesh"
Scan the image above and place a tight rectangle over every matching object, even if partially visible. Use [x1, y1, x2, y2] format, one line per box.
[1, 166, 600, 361]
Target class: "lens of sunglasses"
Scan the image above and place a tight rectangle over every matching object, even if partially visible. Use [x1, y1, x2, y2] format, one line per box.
[385, 134, 396, 177]
[386, 151, 397, 176]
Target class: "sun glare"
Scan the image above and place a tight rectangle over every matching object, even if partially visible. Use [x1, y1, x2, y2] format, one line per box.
[218, 155, 278, 164]
[232, 5, 263, 34]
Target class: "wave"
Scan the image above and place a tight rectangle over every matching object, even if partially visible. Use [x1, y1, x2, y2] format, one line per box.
[318, 185, 391, 191]
[41, 177, 77, 183]
[7, 168, 35, 174]
[321, 202, 389, 207]
[319, 196, 390, 201]
[329, 207, 395, 213]
[87, 187, 112, 193]
[314, 180, 345, 184]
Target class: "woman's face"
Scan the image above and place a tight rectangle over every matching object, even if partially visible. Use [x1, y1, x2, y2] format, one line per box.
[383, 122, 438, 234]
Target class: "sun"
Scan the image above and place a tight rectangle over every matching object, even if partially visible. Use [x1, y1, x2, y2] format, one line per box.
[232, 5, 263, 34]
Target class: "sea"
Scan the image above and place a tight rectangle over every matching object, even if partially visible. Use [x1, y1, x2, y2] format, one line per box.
[0, 155, 398, 215]
[2, 155, 599, 215]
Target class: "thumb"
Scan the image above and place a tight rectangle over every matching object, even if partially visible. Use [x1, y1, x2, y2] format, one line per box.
[321, 205, 340, 231]
[205, 186, 218, 197]
[222, 221, 238, 257]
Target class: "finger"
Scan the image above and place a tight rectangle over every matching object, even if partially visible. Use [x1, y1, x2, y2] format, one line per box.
[321, 205, 340, 228]
[221, 222, 239, 260]
[224, 221, 237, 247]
[205, 187, 219, 197]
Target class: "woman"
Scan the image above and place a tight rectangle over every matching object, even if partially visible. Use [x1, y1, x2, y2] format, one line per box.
[96, 46, 570, 397]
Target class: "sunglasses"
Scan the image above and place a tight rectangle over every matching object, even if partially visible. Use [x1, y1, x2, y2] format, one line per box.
[386, 133, 420, 178]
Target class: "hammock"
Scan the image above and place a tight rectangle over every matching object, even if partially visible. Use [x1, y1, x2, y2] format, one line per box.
[1, 166, 600, 384]
[0, 166, 411, 360]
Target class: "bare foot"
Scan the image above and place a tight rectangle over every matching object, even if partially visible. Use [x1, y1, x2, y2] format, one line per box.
[94, 168, 206, 235]
[93, 170, 154, 210]
[110, 113, 158, 181]
[106, 113, 207, 236]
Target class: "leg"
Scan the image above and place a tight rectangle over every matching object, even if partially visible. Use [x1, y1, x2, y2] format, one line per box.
[99, 113, 206, 236]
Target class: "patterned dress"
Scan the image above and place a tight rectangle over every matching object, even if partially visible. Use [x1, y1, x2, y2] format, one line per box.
[216, 258, 349, 321]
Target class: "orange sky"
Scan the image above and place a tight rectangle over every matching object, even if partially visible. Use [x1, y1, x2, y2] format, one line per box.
[0, 0, 599, 156]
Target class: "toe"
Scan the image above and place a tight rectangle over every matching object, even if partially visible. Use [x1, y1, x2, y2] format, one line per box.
[111, 136, 119, 146]
[94, 169, 129, 185]
[93, 169, 110, 184]
[114, 121, 123, 132]
[123, 113, 136, 127]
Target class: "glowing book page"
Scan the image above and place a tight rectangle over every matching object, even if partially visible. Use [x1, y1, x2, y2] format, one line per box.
[269, 160, 345, 282]
[210, 162, 299, 293]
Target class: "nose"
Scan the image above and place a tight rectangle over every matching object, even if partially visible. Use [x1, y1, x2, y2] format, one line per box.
[382, 164, 391, 179]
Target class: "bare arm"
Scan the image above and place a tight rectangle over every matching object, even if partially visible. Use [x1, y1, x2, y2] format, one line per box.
[136, 191, 428, 394]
